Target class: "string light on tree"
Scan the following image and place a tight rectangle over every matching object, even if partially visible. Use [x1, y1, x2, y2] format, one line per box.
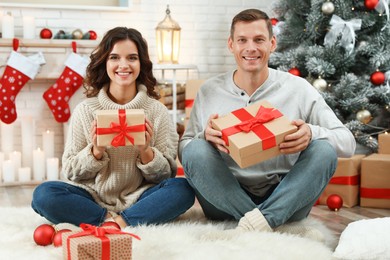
[364, 0, 379, 10]
[356, 109, 372, 124]
[321, 1, 335, 15]
[312, 77, 328, 91]
[370, 70, 386, 85]
[288, 67, 301, 77]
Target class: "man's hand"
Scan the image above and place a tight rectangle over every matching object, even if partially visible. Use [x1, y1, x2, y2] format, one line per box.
[279, 119, 312, 154]
[204, 114, 229, 153]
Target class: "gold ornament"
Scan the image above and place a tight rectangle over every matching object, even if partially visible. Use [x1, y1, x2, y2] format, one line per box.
[356, 109, 372, 124]
[72, 29, 83, 39]
[322, 1, 335, 15]
[313, 77, 328, 91]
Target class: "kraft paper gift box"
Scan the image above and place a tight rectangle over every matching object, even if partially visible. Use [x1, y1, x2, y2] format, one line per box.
[211, 100, 297, 168]
[62, 224, 140, 260]
[185, 79, 205, 118]
[96, 109, 145, 147]
[318, 154, 365, 208]
[378, 133, 390, 154]
[360, 153, 390, 209]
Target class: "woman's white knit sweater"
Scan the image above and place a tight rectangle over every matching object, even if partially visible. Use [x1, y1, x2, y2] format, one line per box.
[62, 84, 179, 212]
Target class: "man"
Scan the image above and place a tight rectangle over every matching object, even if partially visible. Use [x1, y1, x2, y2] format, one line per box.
[179, 9, 355, 236]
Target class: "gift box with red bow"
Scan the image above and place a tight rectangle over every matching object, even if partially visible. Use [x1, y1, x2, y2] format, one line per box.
[62, 223, 140, 260]
[211, 100, 297, 168]
[96, 109, 145, 147]
[318, 154, 365, 208]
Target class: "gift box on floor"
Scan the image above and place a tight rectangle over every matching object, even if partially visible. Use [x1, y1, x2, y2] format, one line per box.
[62, 224, 139, 260]
[96, 109, 145, 147]
[185, 79, 205, 118]
[360, 153, 390, 209]
[211, 100, 297, 168]
[378, 133, 390, 154]
[318, 154, 365, 208]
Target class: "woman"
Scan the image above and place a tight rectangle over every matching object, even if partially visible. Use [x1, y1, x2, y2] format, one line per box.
[32, 27, 195, 229]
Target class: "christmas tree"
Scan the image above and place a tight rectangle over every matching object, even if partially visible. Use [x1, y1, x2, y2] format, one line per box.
[269, 0, 390, 153]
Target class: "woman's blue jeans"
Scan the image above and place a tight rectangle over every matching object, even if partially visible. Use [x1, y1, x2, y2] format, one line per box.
[31, 178, 195, 227]
[181, 139, 337, 228]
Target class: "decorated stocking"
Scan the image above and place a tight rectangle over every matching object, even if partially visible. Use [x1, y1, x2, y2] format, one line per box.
[43, 42, 89, 123]
[0, 39, 42, 124]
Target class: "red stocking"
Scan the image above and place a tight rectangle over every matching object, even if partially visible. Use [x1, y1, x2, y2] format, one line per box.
[0, 39, 41, 124]
[43, 44, 89, 123]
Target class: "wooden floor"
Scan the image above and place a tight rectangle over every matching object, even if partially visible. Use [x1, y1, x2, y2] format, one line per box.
[1, 184, 390, 247]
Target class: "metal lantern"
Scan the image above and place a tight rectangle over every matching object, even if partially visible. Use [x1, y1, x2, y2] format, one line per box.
[156, 5, 181, 64]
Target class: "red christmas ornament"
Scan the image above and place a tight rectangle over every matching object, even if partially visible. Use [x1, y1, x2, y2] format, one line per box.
[271, 18, 279, 26]
[364, 0, 379, 10]
[370, 70, 386, 85]
[52, 229, 72, 247]
[327, 194, 343, 211]
[88, 30, 97, 40]
[33, 224, 56, 246]
[40, 28, 53, 39]
[101, 221, 121, 230]
[288, 67, 301, 77]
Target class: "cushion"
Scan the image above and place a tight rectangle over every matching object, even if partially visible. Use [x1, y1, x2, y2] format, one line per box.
[333, 217, 390, 259]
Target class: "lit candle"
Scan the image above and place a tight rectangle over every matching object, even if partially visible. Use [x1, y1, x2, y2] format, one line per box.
[18, 167, 31, 182]
[42, 130, 55, 161]
[1, 122, 14, 155]
[9, 151, 21, 179]
[46, 157, 59, 180]
[2, 12, 14, 39]
[22, 16, 35, 39]
[2, 160, 15, 183]
[33, 148, 45, 181]
[21, 116, 34, 168]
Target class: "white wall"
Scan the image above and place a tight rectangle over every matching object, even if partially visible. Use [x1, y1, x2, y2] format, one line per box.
[0, 0, 275, 163]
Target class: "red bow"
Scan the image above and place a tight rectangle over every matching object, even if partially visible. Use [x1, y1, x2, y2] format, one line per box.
[97, 109, 145, 147]
[67, 223, 140, 260]
[235, 106, 281, 133]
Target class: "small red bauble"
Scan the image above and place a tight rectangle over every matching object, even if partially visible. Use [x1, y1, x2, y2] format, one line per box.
[370, 71, 386, 85]
[52, 229, 72, 247]
[40, 28, 53, 39]
[327, 194, 343, 211]
[33, 224, 56, 246]
[364, 0, 379, 10]
[288, 67, 301, 77]
[271, 18, 279, 26]
[88, 30, 97, 40]
[101, 221, 121, 230]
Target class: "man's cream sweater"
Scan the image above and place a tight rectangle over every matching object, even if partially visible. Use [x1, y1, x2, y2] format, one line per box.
[62, 84, 179, 212]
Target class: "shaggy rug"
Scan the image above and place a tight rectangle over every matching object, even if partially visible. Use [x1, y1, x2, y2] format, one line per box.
[0, 206, 336, 260]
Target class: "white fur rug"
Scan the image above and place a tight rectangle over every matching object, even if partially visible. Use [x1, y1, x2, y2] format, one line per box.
[0, 206, 335, 260]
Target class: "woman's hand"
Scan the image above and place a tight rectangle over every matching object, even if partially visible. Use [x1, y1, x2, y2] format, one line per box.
[138, 118, 154, 164]
[91, 120, 106, 160]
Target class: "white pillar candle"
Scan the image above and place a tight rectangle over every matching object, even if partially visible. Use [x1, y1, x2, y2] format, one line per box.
[33, 148, 45, 181]
[2, 12, 14, 39]
[2, 160, 15, 183]
[0, 152, 4, 182]
[42, 130, 55, 160]
[18, 167, 31, 182]
[1, 122, 14, 155]
[22, 16, 35, 39]
[9, 151, 21, 180]
[46, 157, 59, 180]
[21, 116, 34, 168]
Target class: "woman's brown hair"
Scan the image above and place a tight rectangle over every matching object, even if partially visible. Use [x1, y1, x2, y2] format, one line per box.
[84, 27, 159, 99]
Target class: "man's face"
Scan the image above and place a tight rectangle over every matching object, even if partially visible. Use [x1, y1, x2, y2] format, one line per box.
[228, 20, 276, 74]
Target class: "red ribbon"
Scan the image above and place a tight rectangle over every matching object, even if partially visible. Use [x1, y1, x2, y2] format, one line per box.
[67, 223, 140, 260]
[329, 175, 359, 185]
[185, 99, 194, 108]
[221, 105, 282, 150]
[96, 109, 145, 147]
[360, 187, 390, 199]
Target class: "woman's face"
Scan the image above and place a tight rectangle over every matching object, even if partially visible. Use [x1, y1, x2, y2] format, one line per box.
[106, 39, 141, 90]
